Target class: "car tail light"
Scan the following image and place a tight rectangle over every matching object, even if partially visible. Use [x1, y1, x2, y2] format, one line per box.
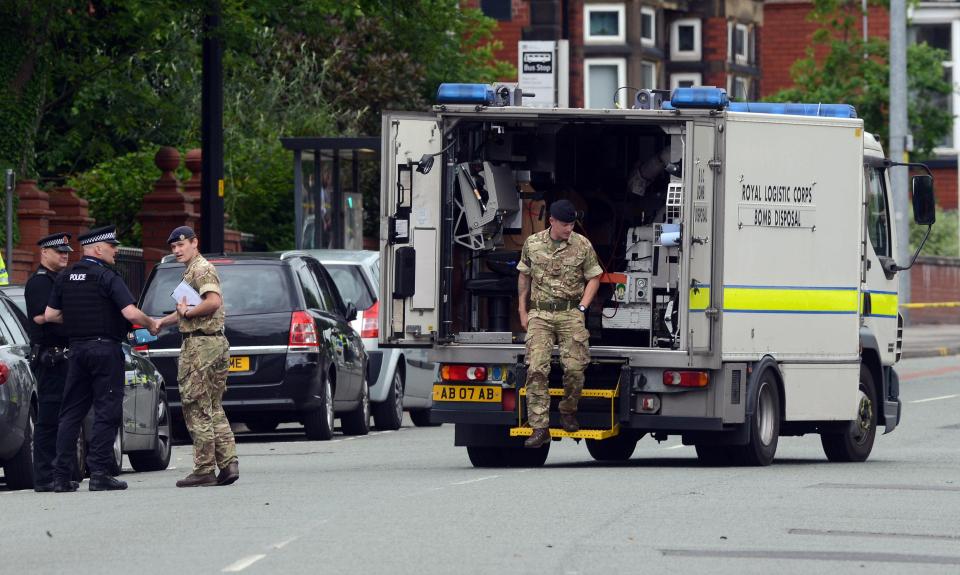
[440, 364, 487, 381]
[501, 388, 517, 412]
[131, 324, 148, 352]
[0, 361, 8, 385]
[663, 370, 709, 388]
[289, 311, 319, 347]
[361, 301, 379, 338]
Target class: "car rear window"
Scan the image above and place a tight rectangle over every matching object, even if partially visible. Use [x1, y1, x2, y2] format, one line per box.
[141, 263, 296, 316]
[324, 263, 375, 311]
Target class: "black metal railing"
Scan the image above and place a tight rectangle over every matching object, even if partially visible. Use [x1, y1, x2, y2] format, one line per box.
[114, 247, 146, 299]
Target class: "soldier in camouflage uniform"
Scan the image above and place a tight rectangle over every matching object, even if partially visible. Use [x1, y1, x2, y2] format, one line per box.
[517, 200, 602, 448]
[156, 226, 239, 487]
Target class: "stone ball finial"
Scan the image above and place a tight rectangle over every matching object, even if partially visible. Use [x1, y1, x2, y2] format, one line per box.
[155, 146, 181, 173]
[185, 148, 202, 175]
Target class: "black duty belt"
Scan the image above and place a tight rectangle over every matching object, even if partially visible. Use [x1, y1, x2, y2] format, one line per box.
[182, 331, 224, 339]
[70, 336, 119, 343]
[530, 300, 579, 312]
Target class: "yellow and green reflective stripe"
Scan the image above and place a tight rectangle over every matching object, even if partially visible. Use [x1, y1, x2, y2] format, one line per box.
[863, 290, 898, 318]
[689, 286, 711, 311]
[722, 285, 858, 315]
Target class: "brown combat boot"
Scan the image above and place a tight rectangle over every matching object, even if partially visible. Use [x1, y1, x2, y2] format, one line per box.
[176, 472, 218, 488]
[217, 461, 239, 486]
[560, 413, 580, 433]
[524, 428, 551, 448]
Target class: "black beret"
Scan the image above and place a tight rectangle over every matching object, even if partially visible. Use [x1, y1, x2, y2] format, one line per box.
[549, 199, 578, 223]
[167, 226, 197, 244]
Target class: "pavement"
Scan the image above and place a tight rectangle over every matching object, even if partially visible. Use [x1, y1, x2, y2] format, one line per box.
[902, 323, 960, 358]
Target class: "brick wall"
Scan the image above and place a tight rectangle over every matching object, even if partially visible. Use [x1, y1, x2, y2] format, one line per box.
[909, 256, 960, 324]
[463, 0, 531, 80]
[929, 166, 958, 211]
[702, 17, 729, 88]
[761, 2, 889, 97]
[569, 0, 584, 108]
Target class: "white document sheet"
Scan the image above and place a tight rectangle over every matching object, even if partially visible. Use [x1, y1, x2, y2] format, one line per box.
[171, 281, 202, 307]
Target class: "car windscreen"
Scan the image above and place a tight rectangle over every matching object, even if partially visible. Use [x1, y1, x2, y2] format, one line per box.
[141, 263, 296, 317]
[324, 263, 376, 311]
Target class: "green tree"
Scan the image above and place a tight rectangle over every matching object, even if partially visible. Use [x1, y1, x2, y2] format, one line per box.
[768, 0, 953, 159]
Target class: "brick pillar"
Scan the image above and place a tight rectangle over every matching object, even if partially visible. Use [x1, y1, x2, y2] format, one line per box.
[137, 147, 198, 274]
[15, 179, 54, 269]
[184, 148, 242, 253]
[9, 248, 35, 284]
[48, 186, 94, 262]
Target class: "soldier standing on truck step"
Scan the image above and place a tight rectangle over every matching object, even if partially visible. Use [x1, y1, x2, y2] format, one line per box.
[517, 199, 602, 448]
[154, 226, 239, 487]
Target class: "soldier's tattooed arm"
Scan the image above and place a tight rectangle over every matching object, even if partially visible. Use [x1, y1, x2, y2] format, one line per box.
[517, 272, 531, 313]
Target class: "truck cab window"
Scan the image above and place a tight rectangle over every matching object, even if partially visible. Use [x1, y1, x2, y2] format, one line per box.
[865, 167, 891, 257]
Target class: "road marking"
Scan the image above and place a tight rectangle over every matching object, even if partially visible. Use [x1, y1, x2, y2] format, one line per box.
[451, 475, 500, 486]
[900, 365, 960, 381]
[664, 445, 685, 450]
[660, 549, 960, 565]
[909, 394, 959, 404]
[222, 554, 266, 572]
[789, 528, 960, 542]
[271, 536, 299, 550]
[811, 482, 960, 493]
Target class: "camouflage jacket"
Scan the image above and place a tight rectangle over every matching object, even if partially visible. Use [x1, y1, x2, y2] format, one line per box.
[179, 254, 225, 334]
[517, 229, 602, 307]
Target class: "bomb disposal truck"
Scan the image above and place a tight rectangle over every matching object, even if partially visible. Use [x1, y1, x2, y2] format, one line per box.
[378, 85, 936, 467]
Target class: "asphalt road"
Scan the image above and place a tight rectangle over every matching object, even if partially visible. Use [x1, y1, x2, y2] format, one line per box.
[2, 355, 959, 574]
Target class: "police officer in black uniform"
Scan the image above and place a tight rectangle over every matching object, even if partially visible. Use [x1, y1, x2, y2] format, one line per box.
[25, 233, 76, 492]
[44, 225, 158, 492]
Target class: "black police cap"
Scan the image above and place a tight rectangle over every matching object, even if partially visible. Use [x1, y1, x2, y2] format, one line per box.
[79, 225, 120, 246]
[549, 199, 578, 223]
[38, 232, 73, 253]
[167, 226, 197, 244]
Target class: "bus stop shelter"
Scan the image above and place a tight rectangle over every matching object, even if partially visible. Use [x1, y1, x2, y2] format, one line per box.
[280, 136, 380, 250]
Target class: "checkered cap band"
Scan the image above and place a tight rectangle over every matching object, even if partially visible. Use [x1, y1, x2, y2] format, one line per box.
[40, 236, 69, 249]
[81, 231, 117, 245]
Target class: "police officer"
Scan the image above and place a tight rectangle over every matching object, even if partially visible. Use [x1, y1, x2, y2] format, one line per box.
[516, 200, 602, 448]
[25, 233, 75, 492]
[154, 226, 238, 487]
[44, 225, 158, 492]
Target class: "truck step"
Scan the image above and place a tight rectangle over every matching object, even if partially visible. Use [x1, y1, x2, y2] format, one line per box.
[510, 424, 620, 440]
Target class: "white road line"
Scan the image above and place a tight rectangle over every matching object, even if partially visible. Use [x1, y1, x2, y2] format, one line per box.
[909, 394, 959, 404]
[664, 445, 685, 450]
[451, 475, 500, 486]
[222, 554, 266, 572]
[271, 537, 299, 550]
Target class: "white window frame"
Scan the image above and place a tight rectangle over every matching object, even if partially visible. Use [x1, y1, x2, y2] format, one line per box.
[910, 9, 960, 155]
[733, 76, 751, 101]
[584, 58, 627, 109]
[584, 3, 626, 45]
[640, 6, 656, 47]
[640, 61, 657, 89]
[670, 73, 702, 90]
[734, 23, 750, 65]
[671, 18, 701, 61]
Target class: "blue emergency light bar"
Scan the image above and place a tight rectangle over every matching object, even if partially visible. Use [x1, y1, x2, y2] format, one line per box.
[663, 86, 857, 118]
[436, 83, 495, 105]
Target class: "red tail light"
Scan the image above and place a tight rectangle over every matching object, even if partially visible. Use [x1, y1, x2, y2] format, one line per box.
[361, 301, 379, 338]
[0, 361, 8, 385]
[440, 365, 487, 381]
[132, 324, 147, 352]
[501, 388, 517, 412]
[663, 370, 709, 388]
[289, 311, 319, 346]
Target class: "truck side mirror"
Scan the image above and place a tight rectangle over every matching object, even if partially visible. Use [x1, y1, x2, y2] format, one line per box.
[912, 175, 936, 225]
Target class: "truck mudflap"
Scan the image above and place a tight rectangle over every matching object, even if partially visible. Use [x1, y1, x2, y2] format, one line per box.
[883, 367, 901, 434]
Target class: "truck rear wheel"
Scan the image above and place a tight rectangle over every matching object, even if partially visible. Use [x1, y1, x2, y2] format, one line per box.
[466, 444, 549, 467]
[695, 444, 735, 466]
[585, 432, 641, 462]
[821, 365, 877, 462]
[730, 370, 780, 466]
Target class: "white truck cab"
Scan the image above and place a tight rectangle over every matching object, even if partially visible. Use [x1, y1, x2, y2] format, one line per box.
[378, 85, 936, 467]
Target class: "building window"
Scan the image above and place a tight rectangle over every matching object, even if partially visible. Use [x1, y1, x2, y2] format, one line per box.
[670, 73, 702, 90]
[733, 23, 750, 65]
[584, 58, 627, 108]
[480, 0, 512, 21]
[641, 6, 656, 46]
[640, 61, 657, 89]
[909, 23, 954, 149]
[732, 76, 752, 101]
[671, 18, 701, 61]
[585, 3, 626, 44]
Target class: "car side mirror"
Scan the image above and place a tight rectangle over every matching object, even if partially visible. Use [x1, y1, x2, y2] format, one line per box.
[912, 175, 936, 225]
[345, 302, 357, 322]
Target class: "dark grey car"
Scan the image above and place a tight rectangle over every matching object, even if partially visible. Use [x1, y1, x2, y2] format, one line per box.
[1, 285, 171, 479]
[0, 292, 39, 489]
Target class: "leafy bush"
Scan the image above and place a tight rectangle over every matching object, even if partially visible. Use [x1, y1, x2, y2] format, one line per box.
[910, 207, 958, 257]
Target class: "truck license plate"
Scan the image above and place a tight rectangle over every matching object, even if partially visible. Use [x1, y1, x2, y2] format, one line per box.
[229, 356, 250, 372]
[433, 385, 501, 402]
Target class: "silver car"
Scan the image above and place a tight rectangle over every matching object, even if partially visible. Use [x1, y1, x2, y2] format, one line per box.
[308, 250, 438, 429]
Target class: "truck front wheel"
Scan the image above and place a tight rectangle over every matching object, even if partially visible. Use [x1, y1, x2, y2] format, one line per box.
[820, 365, 877, 462]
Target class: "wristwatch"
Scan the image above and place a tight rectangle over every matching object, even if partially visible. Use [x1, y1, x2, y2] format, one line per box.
[577, 304, 587, 314]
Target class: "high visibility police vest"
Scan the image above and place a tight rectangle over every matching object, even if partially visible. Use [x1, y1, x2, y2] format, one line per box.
[0, 251, 8, 285]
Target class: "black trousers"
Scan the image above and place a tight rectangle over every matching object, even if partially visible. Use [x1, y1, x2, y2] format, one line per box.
[33, 356, 69, 485]
[53, 340, 125, 480]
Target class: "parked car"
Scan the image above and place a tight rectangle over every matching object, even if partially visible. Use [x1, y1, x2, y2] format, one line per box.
[1, 285, 172, 478]
[138, 252, 369, 440]
[0, 291, 38, 489]
[308, 250, 438, 429]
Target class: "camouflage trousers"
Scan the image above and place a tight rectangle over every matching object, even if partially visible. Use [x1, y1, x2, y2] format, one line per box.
[524, 309, 590, 429]
[178, 335, 237, 475]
